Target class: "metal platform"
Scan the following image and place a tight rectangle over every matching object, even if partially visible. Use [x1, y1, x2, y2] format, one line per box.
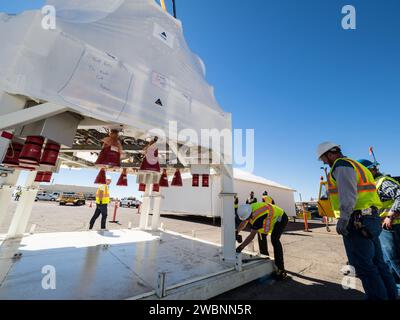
[0, 229, 274, 300]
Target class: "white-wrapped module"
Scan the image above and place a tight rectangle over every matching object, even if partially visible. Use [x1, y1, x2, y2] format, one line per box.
[0, 0, 231, 148]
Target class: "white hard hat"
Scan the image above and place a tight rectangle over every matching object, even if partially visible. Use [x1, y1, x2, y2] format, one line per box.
[316, 142, 341, 160]
[106, 175, 112, 180]
[237, 204, 252, 221]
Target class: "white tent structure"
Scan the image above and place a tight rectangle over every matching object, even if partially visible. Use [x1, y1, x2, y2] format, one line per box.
[161, 168, 296, 218]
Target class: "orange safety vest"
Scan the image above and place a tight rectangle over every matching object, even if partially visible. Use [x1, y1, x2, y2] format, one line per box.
[250, 202, 284, 235]
[327, 158, 381, 218]
[262, 195, 273, 204]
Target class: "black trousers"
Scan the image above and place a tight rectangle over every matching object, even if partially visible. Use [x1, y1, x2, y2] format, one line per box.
[258, 233, 269, 256]
[270, 213, 289, 270]
[89, 204, 108, 229]
[234, 208, 241, 228]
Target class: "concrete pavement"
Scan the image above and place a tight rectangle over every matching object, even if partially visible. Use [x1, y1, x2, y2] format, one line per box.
[0, 201, 365, 299]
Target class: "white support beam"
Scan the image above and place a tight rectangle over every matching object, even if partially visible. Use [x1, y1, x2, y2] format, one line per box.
[139, 185, 152, 230]
[0, 103, 68, 131]
[151, 194, 162, 231]
[0, 170, 21, 227]
[220, 164, 236, 263]
[6, 172, 39, 239]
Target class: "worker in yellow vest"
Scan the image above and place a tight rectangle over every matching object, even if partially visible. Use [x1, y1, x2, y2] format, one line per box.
[317, 142, 397, 300]
[245, 191, 270, 256]
[236, 202, 289, 280]
[358, 159, 400, 291]
[89, 175, 112, 230]
[262, 191, 274, 205]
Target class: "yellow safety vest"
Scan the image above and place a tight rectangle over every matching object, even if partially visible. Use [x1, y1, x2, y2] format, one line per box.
[262, 195, 273, 204]
[250, 202, 284, 235]
[327, 158, 381, 218]
[375, 175, 400, 224]
[96, 185, 110, 204]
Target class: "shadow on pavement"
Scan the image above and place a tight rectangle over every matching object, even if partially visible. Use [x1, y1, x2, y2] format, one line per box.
[161, 214, 221, 226]
[215, 270, 364, 300]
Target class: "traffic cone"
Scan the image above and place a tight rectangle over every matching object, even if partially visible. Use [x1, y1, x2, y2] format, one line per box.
[152, 184, 160, 192]
[94, 168, 107, 184]
[139, 183, 146, 192]
[171, 169, 183, 187]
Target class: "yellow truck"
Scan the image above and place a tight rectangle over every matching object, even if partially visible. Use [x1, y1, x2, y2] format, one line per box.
[59, 192, 86, 206]
[317, 181, 335, 218]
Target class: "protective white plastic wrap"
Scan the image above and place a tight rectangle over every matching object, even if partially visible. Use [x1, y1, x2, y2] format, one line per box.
[0, 0, 231, 147]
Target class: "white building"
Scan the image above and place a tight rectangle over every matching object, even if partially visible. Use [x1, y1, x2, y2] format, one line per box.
[161, 168, 296, 217]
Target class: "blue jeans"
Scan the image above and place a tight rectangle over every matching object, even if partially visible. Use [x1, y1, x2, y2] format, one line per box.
[343, 212, 398, 300]
[379, 224, 400, 294]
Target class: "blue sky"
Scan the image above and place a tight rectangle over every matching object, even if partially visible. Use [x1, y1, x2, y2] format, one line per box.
[1, 0, 399, 201]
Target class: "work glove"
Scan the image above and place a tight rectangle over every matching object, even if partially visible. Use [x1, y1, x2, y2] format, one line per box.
[336, 218, 350, 236]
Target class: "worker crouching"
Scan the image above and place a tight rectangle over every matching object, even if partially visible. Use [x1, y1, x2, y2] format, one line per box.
[236, 202, 289, 280]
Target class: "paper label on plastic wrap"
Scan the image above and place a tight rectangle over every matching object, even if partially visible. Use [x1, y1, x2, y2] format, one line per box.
[153, 23, 175, 48]
[152, 71, 169, 91]
[59, 48, 132, 118]
[110, 145, 119, 153]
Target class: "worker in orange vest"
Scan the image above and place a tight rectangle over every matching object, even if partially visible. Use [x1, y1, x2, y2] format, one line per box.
[262, 191, 275, 205]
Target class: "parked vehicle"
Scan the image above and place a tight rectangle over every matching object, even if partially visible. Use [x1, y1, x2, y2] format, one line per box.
[35, 192, 61, 202]
[295, 202, 320, 220]
[59, 192, 86, 206]
[120, 197, 140, 208]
